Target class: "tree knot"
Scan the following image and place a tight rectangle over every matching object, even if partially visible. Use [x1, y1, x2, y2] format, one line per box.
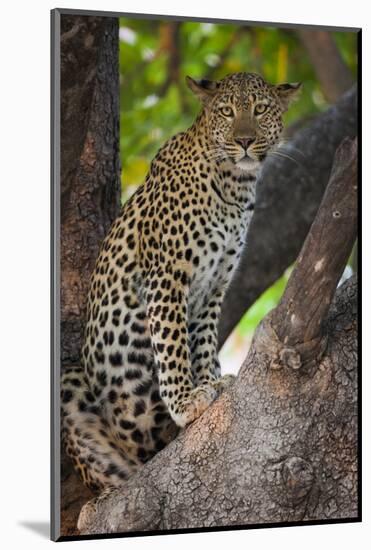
[282, 457, 315, 500]
[253, 314, 328, 371]
[264, 456, 315, 508]
[276, 347, 301, 370]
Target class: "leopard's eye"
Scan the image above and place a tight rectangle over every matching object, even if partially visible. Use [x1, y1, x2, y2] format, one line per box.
[220, 106, 234, 118]
[254, 103, 268, 115]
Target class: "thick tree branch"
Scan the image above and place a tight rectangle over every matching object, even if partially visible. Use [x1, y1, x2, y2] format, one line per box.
[76, 140, 358, 534]
[262, 137, 357, 369]
[219, 86, 357, 348]
[275, 138, 357, 340]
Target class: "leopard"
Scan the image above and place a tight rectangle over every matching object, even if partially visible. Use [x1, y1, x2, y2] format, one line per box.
[61, 72, 300, 495]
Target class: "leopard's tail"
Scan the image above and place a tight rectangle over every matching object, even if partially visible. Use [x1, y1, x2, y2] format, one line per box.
[61, 366, 138, 491]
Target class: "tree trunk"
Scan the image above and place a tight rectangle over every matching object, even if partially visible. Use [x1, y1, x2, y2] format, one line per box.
[218, 86, 357, 348]
[76, 138, 358, 535]
[59, 15, 121, 536]
[60, 15, 121, 366]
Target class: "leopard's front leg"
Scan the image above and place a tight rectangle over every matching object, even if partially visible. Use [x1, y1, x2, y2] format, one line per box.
[189, 288, 236, 395]
[146, 265, 218, 428]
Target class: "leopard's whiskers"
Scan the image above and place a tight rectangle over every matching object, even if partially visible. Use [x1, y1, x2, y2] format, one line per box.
[274, 139, 306, 159]
[204, 147, 228, 162]
[267, 150, 304, 169]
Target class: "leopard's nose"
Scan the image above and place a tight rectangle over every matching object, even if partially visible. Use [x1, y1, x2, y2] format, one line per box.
[235, 137, 255, 150]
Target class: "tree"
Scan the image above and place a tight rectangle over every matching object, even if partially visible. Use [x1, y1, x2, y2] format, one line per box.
[57, 17, 358, 536]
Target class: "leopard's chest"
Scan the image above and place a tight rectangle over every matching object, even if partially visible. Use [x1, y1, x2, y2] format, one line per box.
[188, 201, 252, 315]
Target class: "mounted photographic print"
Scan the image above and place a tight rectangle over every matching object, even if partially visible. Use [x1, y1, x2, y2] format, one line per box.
[51, 8, 361, 541]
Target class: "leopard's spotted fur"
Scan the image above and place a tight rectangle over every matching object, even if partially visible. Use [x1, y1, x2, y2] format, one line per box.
[61, 72, 300, 491]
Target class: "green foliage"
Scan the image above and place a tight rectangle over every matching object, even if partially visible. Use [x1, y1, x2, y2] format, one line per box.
[237, 268, 291, 339]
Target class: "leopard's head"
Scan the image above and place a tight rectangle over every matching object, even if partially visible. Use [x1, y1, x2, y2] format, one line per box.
[186, 72, 301, 170]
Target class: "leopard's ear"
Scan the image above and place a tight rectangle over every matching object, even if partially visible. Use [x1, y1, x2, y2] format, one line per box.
[186, 76, 218, 104]
[274, 82, 302, 111]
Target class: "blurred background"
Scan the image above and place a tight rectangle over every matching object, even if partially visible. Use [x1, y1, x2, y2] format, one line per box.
[118, 18, 358, 372]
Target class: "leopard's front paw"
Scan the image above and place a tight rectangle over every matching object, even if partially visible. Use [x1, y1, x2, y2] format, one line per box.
[211, 373, 236, 395]
[171, 385, 218, 428]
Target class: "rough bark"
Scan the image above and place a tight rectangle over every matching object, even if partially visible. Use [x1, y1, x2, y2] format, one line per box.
[76, 140, 358, 535]
[60, 15, 121, 366]
[297, 30, 354, 102]
[219, 86, 357, 348]
[77, 275, 357, 535]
